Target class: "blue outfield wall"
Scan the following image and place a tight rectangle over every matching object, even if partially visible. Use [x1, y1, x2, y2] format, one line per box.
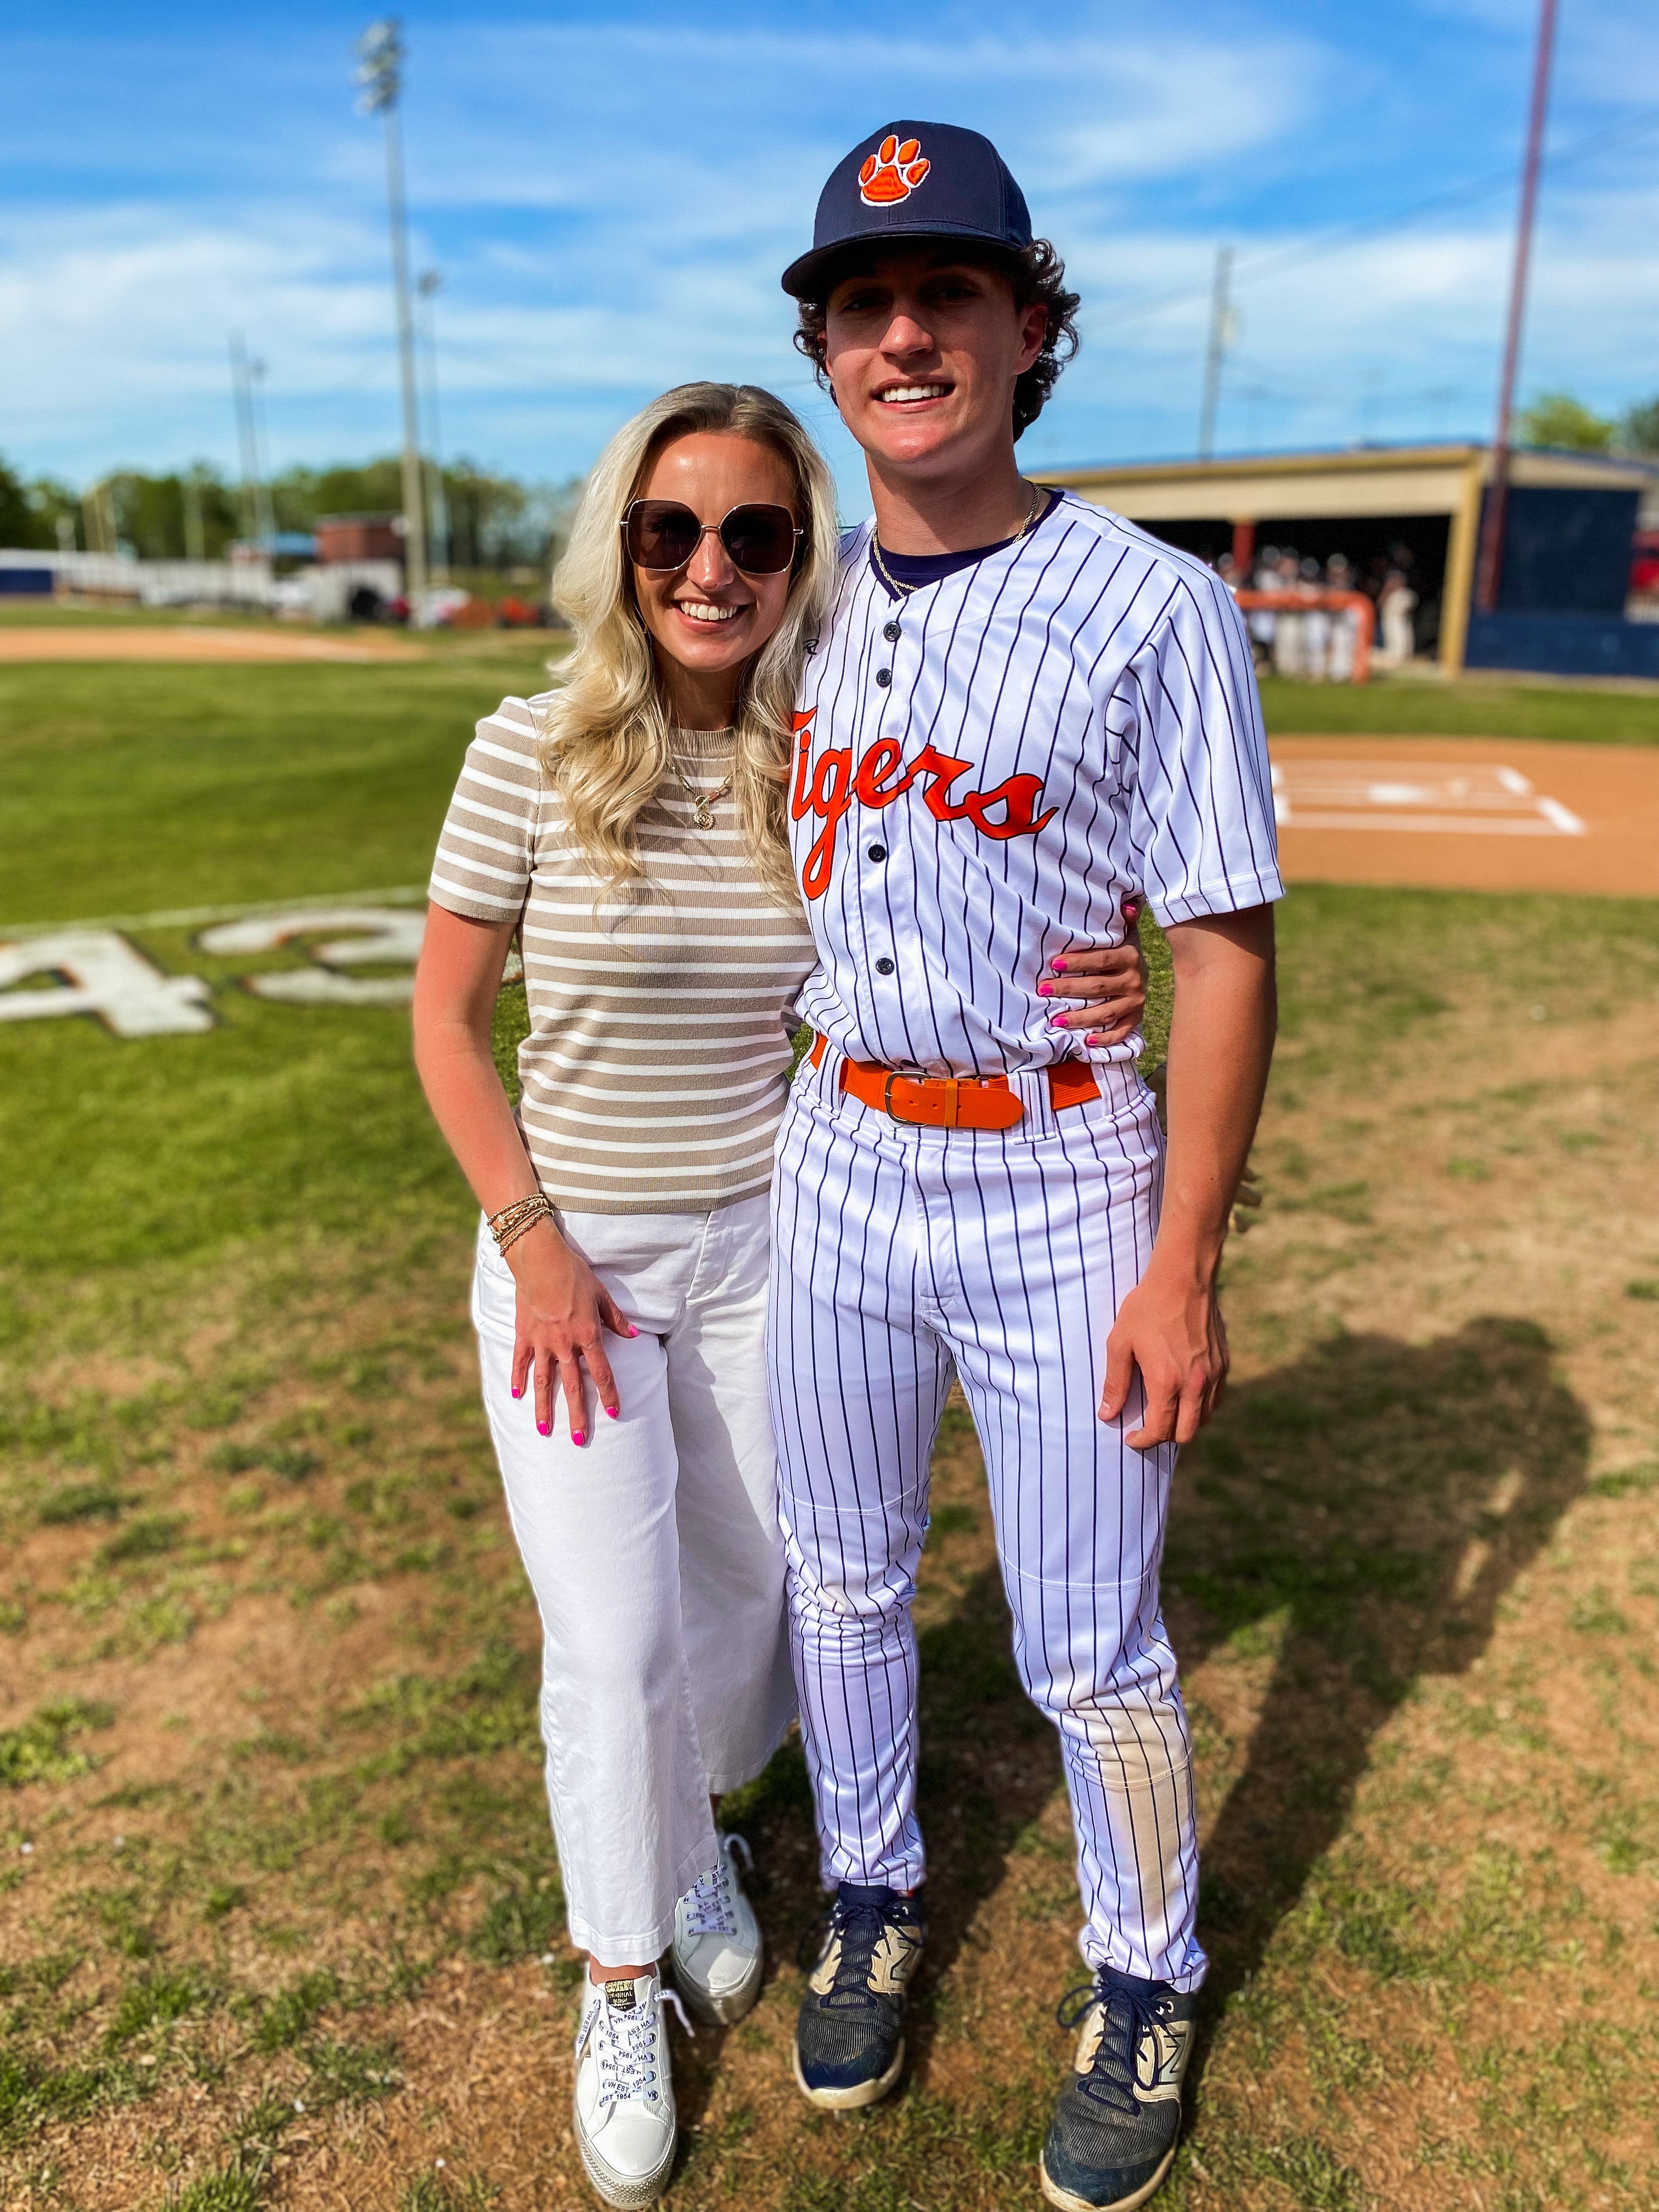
[1464, 611, 1659, 680]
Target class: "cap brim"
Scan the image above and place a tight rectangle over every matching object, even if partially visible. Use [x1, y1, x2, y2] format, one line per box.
[780, 224, 1023, 298]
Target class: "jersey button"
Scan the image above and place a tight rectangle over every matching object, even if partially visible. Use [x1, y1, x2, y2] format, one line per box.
[867, 843, 887, 863]
[875, 957, 895, 975]
[875, 668, 892, 687]
[883, 621, 901, 642]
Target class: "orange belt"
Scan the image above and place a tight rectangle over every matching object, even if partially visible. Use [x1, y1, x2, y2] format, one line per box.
[809, 1033, 1098, 1131]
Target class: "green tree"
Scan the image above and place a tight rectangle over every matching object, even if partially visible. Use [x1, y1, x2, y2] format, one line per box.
[1619, 395, 1659, 455]
[0, 455, 36, 545]
[1515, 391, 1615, 452]
[25, 475, 80, 550]
[106, 469, 239, 558]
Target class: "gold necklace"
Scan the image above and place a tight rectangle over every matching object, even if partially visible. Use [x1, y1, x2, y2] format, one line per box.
[870, 481, 1045, 599]
[668, 750, 735, 831]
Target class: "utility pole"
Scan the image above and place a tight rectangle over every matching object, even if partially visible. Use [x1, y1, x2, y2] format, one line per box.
[1474, 0, 1559, 614]
[1197, 245, 1235, 462]
[356, 18, 428, 612]
[417, 268, 450, 585]
[248, 358, 278, 548]
[183, 469, 206, 565]
[229, 332, 262, 545]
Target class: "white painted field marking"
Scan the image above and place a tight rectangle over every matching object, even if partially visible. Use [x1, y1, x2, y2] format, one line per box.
[0, 886, 426, 941]
[197, 907, 426, 1006]
[0, 931, 213, 1036]
[1271, 760, 1587, 838]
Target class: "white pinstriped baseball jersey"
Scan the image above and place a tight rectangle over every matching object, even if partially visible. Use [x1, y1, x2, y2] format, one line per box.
[788, 493, 1283, 1074]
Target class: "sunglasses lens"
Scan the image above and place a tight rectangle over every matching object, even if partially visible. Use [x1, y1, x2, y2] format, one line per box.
[719, 506, 798, 574]
[627, 501, 700, 571]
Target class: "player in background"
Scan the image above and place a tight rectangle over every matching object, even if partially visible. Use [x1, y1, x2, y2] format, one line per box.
[772, 125, 1281, 2212]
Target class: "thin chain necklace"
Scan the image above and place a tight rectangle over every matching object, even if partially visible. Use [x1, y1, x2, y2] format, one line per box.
[667, 746, 735, 831]
[870, 481, 1045, 602]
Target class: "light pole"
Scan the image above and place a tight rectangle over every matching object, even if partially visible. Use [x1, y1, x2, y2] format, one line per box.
[249, 356, 278, 549]
[417, 268, 451, 585]
[1197, 245, 1236, 462]
[356, 18, 428, 611]
[229, 332, 262, 545]
[1474, 0, 1560, 614]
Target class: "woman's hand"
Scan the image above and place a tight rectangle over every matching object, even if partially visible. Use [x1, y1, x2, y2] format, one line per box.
[507, 1220, 637, 1446]
[1038, 900, 1151, 1047]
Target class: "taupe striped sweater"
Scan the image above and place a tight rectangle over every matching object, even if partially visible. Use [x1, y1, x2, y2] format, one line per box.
[428, 692, 817, 1214]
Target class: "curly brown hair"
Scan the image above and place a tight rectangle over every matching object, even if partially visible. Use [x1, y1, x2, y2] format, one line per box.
[792, 238, 1080, 442]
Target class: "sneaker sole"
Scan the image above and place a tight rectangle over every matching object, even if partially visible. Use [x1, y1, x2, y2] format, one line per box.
[670, 1942, 764, 2028]
[791, 2034, 905, 2111]
[577, 2130, 676, 2211]
[1038, 2142, 1177, 2212]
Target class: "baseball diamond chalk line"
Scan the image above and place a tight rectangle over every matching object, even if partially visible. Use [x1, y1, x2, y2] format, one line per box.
[1268, 734, 1659, 898]
[1273, 760, 1587, 837]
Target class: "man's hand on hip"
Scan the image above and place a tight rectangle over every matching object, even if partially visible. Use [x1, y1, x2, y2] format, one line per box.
[1099, 1261, 1229, 1447]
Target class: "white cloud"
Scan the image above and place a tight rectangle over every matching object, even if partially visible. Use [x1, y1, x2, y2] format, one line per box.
[0, 2, 1652, 497]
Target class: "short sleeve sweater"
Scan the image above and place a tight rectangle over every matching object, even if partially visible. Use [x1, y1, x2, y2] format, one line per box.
[428, 691, 818, 1215]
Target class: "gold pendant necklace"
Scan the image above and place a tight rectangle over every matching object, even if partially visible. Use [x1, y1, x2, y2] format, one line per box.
[669, 753, 734, 830]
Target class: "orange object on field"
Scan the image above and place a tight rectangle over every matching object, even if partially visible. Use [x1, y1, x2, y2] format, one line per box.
[1234, 590, 1375, 684]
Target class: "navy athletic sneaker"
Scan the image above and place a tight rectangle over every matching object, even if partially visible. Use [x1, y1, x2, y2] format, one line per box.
[793, 1882, 924, 2109]
[1039, 1967, 1196, 2212]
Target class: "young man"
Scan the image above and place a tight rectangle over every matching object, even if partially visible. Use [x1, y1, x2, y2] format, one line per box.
[771, 124, 1280, 2212]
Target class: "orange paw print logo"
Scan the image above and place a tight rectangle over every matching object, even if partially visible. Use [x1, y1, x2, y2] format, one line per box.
[859, 135, 930, 207]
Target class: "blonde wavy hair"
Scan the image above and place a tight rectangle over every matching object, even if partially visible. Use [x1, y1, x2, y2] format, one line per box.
[539, 382, 839, 907]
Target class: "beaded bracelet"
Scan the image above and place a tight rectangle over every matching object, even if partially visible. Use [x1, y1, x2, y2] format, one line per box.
[488, 1192, 555, 1256]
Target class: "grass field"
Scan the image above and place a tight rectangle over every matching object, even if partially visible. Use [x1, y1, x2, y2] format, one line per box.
[2, 662, 1658, 2212]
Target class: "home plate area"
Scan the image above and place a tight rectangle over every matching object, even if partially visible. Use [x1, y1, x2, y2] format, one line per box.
[1266, 734, 1659, 897]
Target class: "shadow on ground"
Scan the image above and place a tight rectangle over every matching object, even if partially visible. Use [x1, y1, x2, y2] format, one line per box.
[1164, 1315, 1589, 2085]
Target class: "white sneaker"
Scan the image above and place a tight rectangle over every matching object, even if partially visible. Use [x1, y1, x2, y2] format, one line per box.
[572, 1968, 684, 2209]
[670, 1833, 763, 2026]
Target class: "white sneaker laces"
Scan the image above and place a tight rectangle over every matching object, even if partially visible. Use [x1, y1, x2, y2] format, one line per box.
[684, 1834, 752, 1938]
[583, 1982, 692, 2116]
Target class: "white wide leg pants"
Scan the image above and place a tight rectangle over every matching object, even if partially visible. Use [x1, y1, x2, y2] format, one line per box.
[472, 1197, 795, 1963]
[768, 1047, 1207, 1991]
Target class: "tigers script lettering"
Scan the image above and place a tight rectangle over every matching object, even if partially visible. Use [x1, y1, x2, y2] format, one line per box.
[790, 710, 1056, 901]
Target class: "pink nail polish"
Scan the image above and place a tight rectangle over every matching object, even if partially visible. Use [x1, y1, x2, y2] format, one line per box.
[1036, 980, 1053, 997]
[1051, 958, 1068, 974]
[511, 1385, 521, 1399]
[1048, 1013, 1068, 1026]
[572, 1431, 586, 1447]
[605, 1407, 619, 1420]
[626, 1327, 639, 1339]
[537, 1420, 550, 1436]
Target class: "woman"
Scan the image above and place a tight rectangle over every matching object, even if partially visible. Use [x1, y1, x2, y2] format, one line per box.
[411, 382, 1146, 2209]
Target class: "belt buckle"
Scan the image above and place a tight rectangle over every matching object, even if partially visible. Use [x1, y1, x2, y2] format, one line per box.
[882, 1070, 962, 1128]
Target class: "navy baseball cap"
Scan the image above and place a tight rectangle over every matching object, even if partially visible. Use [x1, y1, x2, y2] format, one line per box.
[781, 121, 1032, 299]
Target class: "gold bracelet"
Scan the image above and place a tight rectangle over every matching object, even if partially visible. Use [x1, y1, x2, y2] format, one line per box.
[487, 1194, 543, 1239]
[489, 1193, 554, 1254]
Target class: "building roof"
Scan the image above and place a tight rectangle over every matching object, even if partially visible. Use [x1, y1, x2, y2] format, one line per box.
[1047, 441, 1659, 523]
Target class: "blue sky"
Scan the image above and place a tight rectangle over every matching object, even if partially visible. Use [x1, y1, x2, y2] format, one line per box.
[2, 0, 1656, 511]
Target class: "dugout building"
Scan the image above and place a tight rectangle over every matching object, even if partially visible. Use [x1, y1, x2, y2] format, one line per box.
[1048, 442, 1659, 680]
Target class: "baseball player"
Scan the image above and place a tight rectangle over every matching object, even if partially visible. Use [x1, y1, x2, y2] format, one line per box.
[770, 125, 1282, 2212]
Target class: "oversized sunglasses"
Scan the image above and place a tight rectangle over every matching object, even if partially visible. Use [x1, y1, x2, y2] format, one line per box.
[622, 499, 803, 576]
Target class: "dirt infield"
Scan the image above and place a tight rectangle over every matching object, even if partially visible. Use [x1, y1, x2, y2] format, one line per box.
[1269, 732, 1659, 897]
[0, 624, 425, 664]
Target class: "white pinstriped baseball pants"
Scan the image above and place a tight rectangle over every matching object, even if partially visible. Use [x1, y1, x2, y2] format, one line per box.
[768, 1045, 1207, 1990]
